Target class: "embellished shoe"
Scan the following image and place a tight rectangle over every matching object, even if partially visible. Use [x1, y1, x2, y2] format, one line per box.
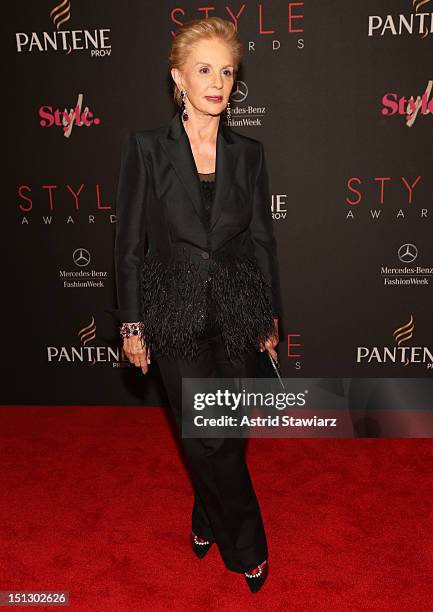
[190, 531, 213, 559]
[244, 559, 269, 593]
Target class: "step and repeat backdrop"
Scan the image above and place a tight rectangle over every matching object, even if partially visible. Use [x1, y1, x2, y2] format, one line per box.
[5, 2, 432, 427]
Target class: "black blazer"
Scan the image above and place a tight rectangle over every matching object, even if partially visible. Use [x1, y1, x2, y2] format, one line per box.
[107, 108, 282, 361]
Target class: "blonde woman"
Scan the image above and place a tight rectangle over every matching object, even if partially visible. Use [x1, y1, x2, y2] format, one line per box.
[110, 17, 282, 593]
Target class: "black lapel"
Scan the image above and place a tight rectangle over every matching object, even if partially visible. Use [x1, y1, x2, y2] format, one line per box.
[158, 108, 240, 230]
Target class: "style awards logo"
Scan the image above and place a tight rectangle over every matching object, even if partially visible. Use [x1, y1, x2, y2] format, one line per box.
[368, 0, 432, 38]
[170, 2, 305, 50]
[16, 0, 112, 57]
[38, 93, 101, 138]
[345, 175, 430, 220]
[381, 80, 433, 127]
[17, 182, 114, 226]
[356, 315, 433, 369]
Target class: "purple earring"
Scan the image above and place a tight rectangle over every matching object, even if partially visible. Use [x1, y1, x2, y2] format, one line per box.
[181, 90, 189, 121]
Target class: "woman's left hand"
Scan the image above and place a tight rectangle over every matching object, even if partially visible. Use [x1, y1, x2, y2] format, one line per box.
[259, 318, 279, 362]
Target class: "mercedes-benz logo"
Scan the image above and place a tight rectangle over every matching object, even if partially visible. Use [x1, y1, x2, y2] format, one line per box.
[230, 80, 248, 103]
[73, 248, 91, 267]
[398, 243, 418, 263]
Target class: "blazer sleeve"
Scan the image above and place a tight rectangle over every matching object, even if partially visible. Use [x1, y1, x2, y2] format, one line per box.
[106, 131, 149, 323]
[250, 141, 282, 318]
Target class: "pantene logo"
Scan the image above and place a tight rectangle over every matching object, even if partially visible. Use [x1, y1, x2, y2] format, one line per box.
[356, 315, 433, 369]
[47, 316, 132, 367]
[16, 0, 111, 56]
[368, 1, 432, 38]
[39, 93, 101, 138]
[381, 80, 433, 127]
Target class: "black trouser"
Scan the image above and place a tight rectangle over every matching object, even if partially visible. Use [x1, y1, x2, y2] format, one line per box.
[154, 313, 268, 573]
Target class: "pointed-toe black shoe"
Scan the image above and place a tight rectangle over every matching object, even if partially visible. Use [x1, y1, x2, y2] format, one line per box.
[244, 560, 269, 593]
[190, 531, 213, 559]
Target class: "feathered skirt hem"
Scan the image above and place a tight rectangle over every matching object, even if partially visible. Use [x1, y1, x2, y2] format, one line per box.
[139, 254, 275, 362]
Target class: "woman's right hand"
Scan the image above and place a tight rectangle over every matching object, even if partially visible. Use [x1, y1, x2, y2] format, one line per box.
[123, 334, 151, 375]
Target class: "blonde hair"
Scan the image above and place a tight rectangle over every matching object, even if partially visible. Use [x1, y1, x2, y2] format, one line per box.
[168, 17, 243, 106]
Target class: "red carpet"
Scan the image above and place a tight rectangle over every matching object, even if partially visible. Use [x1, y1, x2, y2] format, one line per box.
[0, 406, 432, 611]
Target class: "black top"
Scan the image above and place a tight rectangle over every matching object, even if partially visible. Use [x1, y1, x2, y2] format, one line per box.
[198, 172, 215, 230]
[198, 172, 217, 336]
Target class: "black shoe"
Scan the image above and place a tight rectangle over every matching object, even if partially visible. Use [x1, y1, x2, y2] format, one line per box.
[244, 560, 269, 593]
[190, 531, 213, 559]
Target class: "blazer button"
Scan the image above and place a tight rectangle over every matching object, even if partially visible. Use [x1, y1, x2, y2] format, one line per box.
[201, 252, 210, 259]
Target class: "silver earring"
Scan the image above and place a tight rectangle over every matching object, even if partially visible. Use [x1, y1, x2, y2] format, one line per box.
[225, 100, 231, 121]
[180, 89, 189, 121]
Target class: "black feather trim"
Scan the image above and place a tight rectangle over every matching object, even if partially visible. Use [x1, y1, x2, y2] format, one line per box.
[139, 253, 275, 362]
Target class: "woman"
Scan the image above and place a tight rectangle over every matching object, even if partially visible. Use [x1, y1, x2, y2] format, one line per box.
[109, 17, 282, 593]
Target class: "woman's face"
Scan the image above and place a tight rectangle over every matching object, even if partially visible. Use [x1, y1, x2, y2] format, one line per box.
[173, 37, 235, 117]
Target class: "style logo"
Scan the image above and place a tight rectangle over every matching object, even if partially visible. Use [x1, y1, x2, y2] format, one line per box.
[368, 0, 432, 38]
[16, 1, 112, 56]
[356, 315, 433, 368]
[381, 80, 433, 127]
[39, 93, 101, 138]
